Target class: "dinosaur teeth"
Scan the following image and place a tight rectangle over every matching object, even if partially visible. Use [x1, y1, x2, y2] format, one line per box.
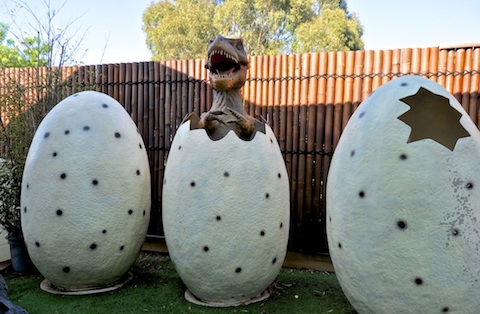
[208, 50, 238, 65]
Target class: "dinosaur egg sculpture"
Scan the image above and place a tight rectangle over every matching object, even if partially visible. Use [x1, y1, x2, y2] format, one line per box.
[21, 91, 151, 293]
[162, 121, 290, 306]
[327, 75, 480, 313]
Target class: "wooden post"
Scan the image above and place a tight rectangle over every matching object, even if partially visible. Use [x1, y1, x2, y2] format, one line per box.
[382, 50, 393, 85]
[372, 50, 382, 90]
[353, 50, 364, 111]
[470, 49, 480, 127]
[453, 49, 465, 104]
[437, 49, 448, 88]
[279, 54, 288, 159]
[429, 47, 439, 83]
[461, 49, 472, 112]
[343, 51, 355, 129]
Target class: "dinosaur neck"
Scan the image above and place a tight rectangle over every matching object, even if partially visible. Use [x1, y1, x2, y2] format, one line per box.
[211, 88, 244, 114]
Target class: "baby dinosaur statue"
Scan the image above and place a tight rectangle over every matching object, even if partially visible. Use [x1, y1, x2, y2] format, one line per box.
[185, 35, 265, 141]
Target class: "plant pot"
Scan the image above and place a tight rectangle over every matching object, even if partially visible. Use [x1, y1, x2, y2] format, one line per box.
[8, 235, 33, 273]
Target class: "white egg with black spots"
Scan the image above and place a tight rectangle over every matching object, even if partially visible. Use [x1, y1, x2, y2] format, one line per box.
[163, 121, 289, 306]
[327, 75, 480, 313]
[21, 91, 150, 292]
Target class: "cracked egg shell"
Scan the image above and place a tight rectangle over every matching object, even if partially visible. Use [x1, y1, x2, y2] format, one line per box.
[21, 91, 151, 291]
[327, 75, 480, 313]
[162, 121, 290, 305]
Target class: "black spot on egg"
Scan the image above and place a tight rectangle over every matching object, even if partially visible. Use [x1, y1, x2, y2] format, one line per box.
[397, 220, 407, 230]
[114, 132, 121, 138]
[23, 207, 27, 213]
[190, 181, 196, 187]
[102, 229, 107, 234]
[44, 132, 50, 139]
[216, 216, 222, 221]
[359, 112, 365, 118]
[401, 82, 408, 87]
[83, 125, 90, 131]
[414, 277, 423, 285]
[466, 182, 474, 189]
[60, 173, 67, 179]
[90, 243, 97, 250]
[350, 150, 355, 157]
[224, 171, 229, 177]
[358, 191, 365, 198]
[63, 266, 70, 273]
[143, 210, 146, 216]
[102, 103, 108, 108]
[139, 143, 142, 149]
[265, 193, 270, 199]
[73, 94, 79, 97]
[272, 257, 277, 264]
[280, 222, 283, 228]
[399, 154, 408, 160]
[235, 267, 242, 273]
[35, 241, 40, 247]
[52, 152, 58, 157]
[56, 209, 63, 216]
[119, 245, 124, 251]
[203, 246, 209, 252]
[452, 228, 460, 236]
[136, 169, 141, 176]
[278, 173, 282, 179]
[178, 145, 182, 150]
[64, 130, 70, 135]
[128, 209, 133, 215]
[92, 179, 99, 186]
[270, 138, 273, 143]
[260, 230, 265, 236]
[442, 307, 450, 312]
[338, 243, 342, 249]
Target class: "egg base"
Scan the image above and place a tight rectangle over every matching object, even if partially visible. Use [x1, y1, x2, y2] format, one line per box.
[184, 289, 270, 307]
[39, 271, 133, 295]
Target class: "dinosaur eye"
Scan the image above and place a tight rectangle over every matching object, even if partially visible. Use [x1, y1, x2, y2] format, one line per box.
[236, 41, 243, 50]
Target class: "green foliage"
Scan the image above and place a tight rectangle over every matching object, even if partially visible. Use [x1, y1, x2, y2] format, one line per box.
[142, 0, 364, 60]
[0, 160, 21, 236]
[143, 0, 218, 60]
[0, 22, 50, 68]
[293, 8, 364, 53]
[0, 69, 45, 236]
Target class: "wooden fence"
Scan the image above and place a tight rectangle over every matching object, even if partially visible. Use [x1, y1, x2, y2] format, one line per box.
[1, 45, 480, 254]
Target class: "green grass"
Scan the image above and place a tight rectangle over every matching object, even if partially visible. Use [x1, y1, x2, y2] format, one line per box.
[4, 252, 355, 314]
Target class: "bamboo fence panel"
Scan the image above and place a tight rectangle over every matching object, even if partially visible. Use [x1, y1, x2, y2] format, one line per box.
[429, 47, 439, 83]
[306, 53, 319, 221]
[279, 54, 288, 159]
[372, 50, 382, 90]
[248, 56, 257, 117]
[1, 45, 480, 253]
[314, 52, 328, 230]
[471, 49, 480, 127]
[343, 51, 355, 129]
[353, 50, 364, 110]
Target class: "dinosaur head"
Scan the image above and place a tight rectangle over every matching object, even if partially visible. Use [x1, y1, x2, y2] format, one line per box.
[205, 35, 248, 91]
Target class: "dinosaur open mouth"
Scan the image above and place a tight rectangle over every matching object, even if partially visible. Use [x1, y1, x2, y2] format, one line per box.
[209, 50, 241, 76]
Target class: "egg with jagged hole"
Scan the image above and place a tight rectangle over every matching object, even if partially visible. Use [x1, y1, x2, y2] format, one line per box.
[21, 91, 150, 293]
[162, 118, 290, 306]
[327, 75, 480, 313]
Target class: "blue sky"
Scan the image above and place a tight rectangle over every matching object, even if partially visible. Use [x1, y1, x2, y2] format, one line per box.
[0, 0, 479, 65]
